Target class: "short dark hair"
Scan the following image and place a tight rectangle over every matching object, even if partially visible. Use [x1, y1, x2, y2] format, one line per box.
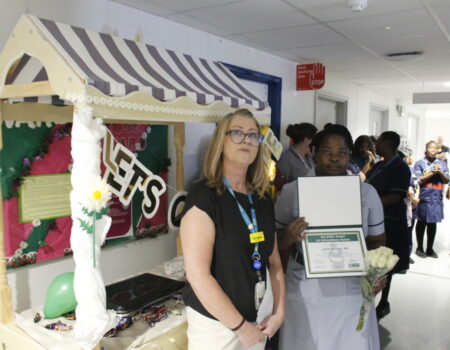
[379, 131, 400, 151]
[286, 123, 318, 145]
[312, 124, 353, 152]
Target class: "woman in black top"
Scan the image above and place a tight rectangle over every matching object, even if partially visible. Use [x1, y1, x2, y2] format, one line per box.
[367, 131, 411, 320]
[181, 109, 285, 349]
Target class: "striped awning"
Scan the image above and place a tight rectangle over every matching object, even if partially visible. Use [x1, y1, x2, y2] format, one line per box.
[8, 15, 267, 110]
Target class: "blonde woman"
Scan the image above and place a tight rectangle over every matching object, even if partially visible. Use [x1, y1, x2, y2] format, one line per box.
[181, 109, 285, 350]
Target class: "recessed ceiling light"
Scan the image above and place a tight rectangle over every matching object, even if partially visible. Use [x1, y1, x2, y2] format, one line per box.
[384, 26, 391, 30]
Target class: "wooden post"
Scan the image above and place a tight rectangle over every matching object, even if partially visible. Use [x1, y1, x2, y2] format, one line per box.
[173, 123, 185, 256]
[0, 105, 14, 324]
[173, 123, 185, 192]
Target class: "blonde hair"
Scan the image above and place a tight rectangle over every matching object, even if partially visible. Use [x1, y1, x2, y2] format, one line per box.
[202, 108, 269, 197]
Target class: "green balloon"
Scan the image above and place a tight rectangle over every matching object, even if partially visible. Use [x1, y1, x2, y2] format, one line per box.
[43, 272, 77, 319]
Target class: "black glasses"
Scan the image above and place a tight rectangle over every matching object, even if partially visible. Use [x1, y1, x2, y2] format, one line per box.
[226, 129, 263, 146]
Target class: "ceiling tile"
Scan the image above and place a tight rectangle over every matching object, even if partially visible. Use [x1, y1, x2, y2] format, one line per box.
[335, 67, 405, 79]
[360, 33, 450, 56]
[238, 23, 348, 50]
[110, 0, 175, 16]
[328, 8, 442, 41]
[184, 0, 316, 34]
[431, 4, 450, 32]
[167, 13, 234, 36]
[400, 51, 450, 67]
[284, 43, 373, 61]
[139, 0, 242, 12]
[287, 0, 425, 23]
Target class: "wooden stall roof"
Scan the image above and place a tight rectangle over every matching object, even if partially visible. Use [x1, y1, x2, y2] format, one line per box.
[0, 15, 271, 124]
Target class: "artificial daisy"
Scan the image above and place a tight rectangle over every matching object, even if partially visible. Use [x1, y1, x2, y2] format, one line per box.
[15, 248, 23, 256]
[19, 241, 28, 249]
[32, 218, 41, 227]
[80, 176, 112, 213]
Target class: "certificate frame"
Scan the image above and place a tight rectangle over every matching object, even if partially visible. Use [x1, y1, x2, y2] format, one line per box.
[301, 227, 368, 278]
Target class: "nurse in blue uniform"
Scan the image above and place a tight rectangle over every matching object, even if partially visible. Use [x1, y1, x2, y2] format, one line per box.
[414, 141, 449, 258]
[367, 131, 411, 320]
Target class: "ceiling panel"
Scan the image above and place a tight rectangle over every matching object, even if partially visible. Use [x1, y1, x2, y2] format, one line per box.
[432, 4, 450, 32]
[287, 0, 425, 22]
[328, 8, 442, 41]
[184, 0, 316, 34]
[139, 0, 242, 12]
[239, 23, 348, 50]
[167, 13, 234, 36]
[112, 0, 175, 16]
[360, 33, 450, 56]
[335, 66, 406, 79]
[285, 43, 373, 61]
[400, 51, 450, 68]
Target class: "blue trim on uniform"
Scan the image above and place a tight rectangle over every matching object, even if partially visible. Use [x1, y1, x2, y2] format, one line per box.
[221, 62, 282, 139]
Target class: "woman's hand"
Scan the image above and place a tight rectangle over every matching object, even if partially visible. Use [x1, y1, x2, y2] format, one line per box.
[286, 217, 309, 243]
[235, 321, 266, 347]
[258, 312, 284, 338]
[366, 150, 375, 165]
[373, 275, 387, 295]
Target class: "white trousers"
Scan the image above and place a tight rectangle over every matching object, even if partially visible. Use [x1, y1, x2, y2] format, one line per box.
[186, 307, 266, 350]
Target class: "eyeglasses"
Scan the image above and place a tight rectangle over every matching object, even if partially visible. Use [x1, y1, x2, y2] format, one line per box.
[226, 129, 263, 146]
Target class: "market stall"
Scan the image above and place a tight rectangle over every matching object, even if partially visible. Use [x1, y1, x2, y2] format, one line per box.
[0, 14, 271, 350]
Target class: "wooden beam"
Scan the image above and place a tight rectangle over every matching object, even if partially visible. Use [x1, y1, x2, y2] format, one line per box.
[0, 81, 55, 99]
[1, 102, 72, 123]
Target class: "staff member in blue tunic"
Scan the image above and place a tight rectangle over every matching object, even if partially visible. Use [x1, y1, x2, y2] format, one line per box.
[276, 124, 386, 350]
[367, 131, 411, 320]
[414, 141, 449, 258]
[180, 109, 285, 350]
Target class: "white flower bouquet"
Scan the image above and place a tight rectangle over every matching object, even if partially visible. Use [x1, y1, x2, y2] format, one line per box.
[356, 246, 399, 331]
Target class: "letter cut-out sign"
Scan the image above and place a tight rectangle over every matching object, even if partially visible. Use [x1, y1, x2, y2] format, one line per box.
[296, 63, 325, 91]
[103, 131, 166, 219]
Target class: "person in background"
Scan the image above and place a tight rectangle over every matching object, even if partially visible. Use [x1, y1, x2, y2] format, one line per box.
[276, 124, 386, 350]
[180, 109, 285, 350]
[400, 152, 420, 265]
[435, 136, 448, 162]
[414, 141, 449, 259]
[276, 123, 317, 188]
[367, 131, 410, 320]
[352, 135, 376, 174]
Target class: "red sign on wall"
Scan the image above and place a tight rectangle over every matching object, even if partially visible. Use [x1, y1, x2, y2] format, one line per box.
[296, 63, 325, 91]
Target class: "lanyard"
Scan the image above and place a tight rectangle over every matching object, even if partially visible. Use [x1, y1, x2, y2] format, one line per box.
[223, 177, 262, 278]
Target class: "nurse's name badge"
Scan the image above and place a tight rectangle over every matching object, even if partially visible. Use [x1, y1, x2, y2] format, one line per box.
[249, 231, 265, 244]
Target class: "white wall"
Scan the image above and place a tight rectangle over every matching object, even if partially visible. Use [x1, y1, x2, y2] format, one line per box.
[1, 0, 422, 310]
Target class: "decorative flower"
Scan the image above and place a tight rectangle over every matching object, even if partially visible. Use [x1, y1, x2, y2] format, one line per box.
[80, 176, 112, 213]
[15, 248, 23, 256]
[135, 143, 141, 151]
[141, 132, 148, 140]
[23, 158, 31, 166]
[32, 218, 41, 227]
[146, 126, 152, 133]
[19, 241, 28, 249]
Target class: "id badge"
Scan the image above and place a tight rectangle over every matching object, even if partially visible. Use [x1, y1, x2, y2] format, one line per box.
[249, 231, 265, 244]
[254, 281, 266, 311]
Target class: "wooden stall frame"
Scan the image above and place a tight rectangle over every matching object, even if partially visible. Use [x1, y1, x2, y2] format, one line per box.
[0, 13, 270, 350]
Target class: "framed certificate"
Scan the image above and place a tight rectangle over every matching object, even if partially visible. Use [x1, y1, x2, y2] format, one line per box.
[301, 227, 368, 278]
[297, 176, 367, 278]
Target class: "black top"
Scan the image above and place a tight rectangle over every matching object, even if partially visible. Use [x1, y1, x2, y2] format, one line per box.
[182, 180, 275, 322]
[367, 156, 411, 272]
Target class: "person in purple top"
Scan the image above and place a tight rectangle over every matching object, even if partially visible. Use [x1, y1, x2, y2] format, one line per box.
[414, 141, 449, 258]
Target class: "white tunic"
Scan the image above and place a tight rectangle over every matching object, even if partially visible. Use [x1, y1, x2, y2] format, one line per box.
[275, 179, 385, 350]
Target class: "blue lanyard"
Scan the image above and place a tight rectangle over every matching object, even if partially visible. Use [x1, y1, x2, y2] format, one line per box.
[223, 177, 262, 274]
